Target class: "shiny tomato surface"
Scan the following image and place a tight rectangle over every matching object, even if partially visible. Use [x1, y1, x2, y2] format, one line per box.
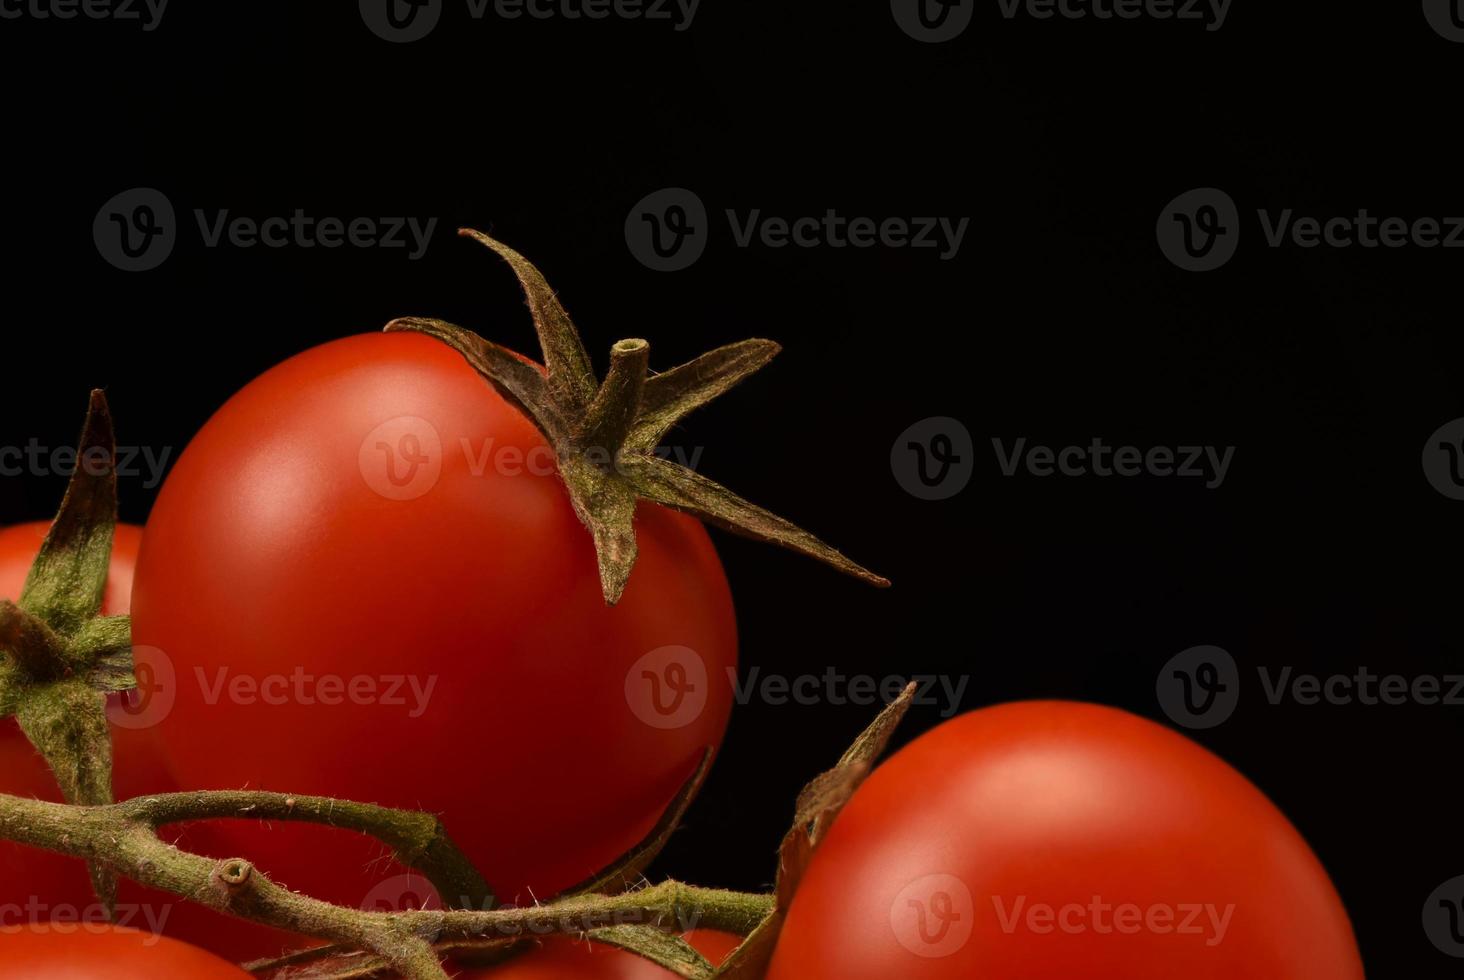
[131, 331, 737, 957]
[767, 701, 1365, 979]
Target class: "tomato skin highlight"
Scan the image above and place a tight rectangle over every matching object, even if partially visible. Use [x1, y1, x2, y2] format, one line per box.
[0, 922, 250, 978]
[0, 523, 177, 932]
[131, 331, 738, 957]
[766, 701, 1365, 980]
[458, 929, 742, 978]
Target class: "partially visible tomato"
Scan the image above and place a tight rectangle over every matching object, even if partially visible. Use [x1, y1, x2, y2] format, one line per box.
[0, 922, 249, 978]
[0, 523, 176, 931]
[459, 929, 742, 978]
[131, 332, 738, 958]
[767, 701, 1365, 979]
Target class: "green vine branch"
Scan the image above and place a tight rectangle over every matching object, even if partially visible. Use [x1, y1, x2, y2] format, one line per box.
[0, 788, 773, 979]
[0, 375, 911, 978]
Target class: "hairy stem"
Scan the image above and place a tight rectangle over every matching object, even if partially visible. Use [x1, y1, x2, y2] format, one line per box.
[120, 789, 493, 911]
[0, 791, 772, 979]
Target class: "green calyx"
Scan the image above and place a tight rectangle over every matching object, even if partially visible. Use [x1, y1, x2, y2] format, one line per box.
[386, 228, 892, 606]
[0, 390, 134, 914]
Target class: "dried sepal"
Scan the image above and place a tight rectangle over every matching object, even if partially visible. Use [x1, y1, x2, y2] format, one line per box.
[625, 339, 782, 453]
[388, 231, 888, 604]
[620, 456, 891, 591]
[0, 391, 135, 915]
[713, 684, 917, 978]
[457, 228, 598, 412]
[18, 390, 117, 634]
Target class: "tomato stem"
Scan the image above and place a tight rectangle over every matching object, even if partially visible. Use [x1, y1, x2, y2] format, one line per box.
[0, 684, 916, 980]
[385, 229, 890, 605]
[577, 336, 650, 463]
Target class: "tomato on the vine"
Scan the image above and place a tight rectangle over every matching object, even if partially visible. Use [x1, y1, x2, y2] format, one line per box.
[0, 522, 174, 926]
[767, 701, 1365, 979]
[0, 923, 249, 978]
[131, 331, 739, 953]
[459, 929, 741, 978]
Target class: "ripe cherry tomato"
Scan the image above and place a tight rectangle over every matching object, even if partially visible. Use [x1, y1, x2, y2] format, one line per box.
[0, 922, 249, 978]
[459, 929, 741, 978]
[767, 702, 1365, 979]
[131, 332, 737, 957]
[0, 522, 175, 932]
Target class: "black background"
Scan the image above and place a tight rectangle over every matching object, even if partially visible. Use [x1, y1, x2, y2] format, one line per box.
[2, 2, 1461, 975]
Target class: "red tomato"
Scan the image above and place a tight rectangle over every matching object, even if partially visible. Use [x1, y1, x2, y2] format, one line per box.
[767, 702, 1364, 979]
[0, 522, 176, 932]
[0, 922, 249, 978]
[459, 929, 741, 978]
[131, 332, 737, 957]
